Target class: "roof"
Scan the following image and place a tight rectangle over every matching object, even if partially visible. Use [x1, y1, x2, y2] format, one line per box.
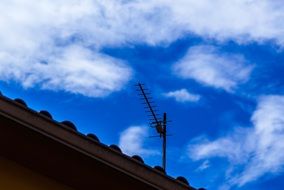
[0, 92, 202, 190]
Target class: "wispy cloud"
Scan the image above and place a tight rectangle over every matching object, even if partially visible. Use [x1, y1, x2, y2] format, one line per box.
[188, 95, 284, 188]
[196, 160, 210, 172]
[173, 45, 253, 92]
[119, 126, 159, 157]
[164, 89, 200, 103]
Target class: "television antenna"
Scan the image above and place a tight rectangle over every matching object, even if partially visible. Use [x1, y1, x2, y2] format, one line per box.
[136, 82, 168, 171]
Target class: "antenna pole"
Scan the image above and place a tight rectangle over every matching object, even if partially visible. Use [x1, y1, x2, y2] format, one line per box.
[136, 82, 168, 172]
[162, 112, 167, 171]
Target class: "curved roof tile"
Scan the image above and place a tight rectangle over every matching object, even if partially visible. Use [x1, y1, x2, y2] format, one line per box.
[61, 120, 77, 131]
[39, 110, 53, 119]
[14, 98, 28, 107]
[87, 133, 100, 143]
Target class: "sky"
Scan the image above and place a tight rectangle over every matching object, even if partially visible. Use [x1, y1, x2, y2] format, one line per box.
[1, 0, 284, 189]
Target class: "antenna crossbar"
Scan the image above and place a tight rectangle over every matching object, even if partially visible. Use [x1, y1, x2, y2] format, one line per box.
[137, 83, 160, 126]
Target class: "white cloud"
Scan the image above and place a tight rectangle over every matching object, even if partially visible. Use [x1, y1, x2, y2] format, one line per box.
[166, 0, 284, 44]
[164, 89, 200, 103]
[119, 126, 159, 156]
[188, 95, 284, 188]
[174, 46, 253, 91]
[0, 45, 131, 97]
[0, 0, 136, 97]
[1, 0, 284, 96]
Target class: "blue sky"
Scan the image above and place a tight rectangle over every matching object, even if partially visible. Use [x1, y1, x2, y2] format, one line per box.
[2, 1, 284, 189]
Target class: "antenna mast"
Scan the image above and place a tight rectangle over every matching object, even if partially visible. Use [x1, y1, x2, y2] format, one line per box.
[136, 83, 167, 171]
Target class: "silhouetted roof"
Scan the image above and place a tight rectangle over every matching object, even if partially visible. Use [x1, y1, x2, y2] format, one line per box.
[0, 92, 204, 190]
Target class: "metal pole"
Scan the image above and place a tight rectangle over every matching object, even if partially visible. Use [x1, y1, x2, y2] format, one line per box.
[162, 112, 167, 171]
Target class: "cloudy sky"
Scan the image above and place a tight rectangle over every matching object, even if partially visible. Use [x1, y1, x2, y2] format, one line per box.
[2, 0, 284, 189]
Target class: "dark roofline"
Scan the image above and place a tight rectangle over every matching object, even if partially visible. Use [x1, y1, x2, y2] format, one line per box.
[0, 94, 198, 190]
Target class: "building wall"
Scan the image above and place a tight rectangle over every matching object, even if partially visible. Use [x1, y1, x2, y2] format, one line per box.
[0, 156, 73, 190]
